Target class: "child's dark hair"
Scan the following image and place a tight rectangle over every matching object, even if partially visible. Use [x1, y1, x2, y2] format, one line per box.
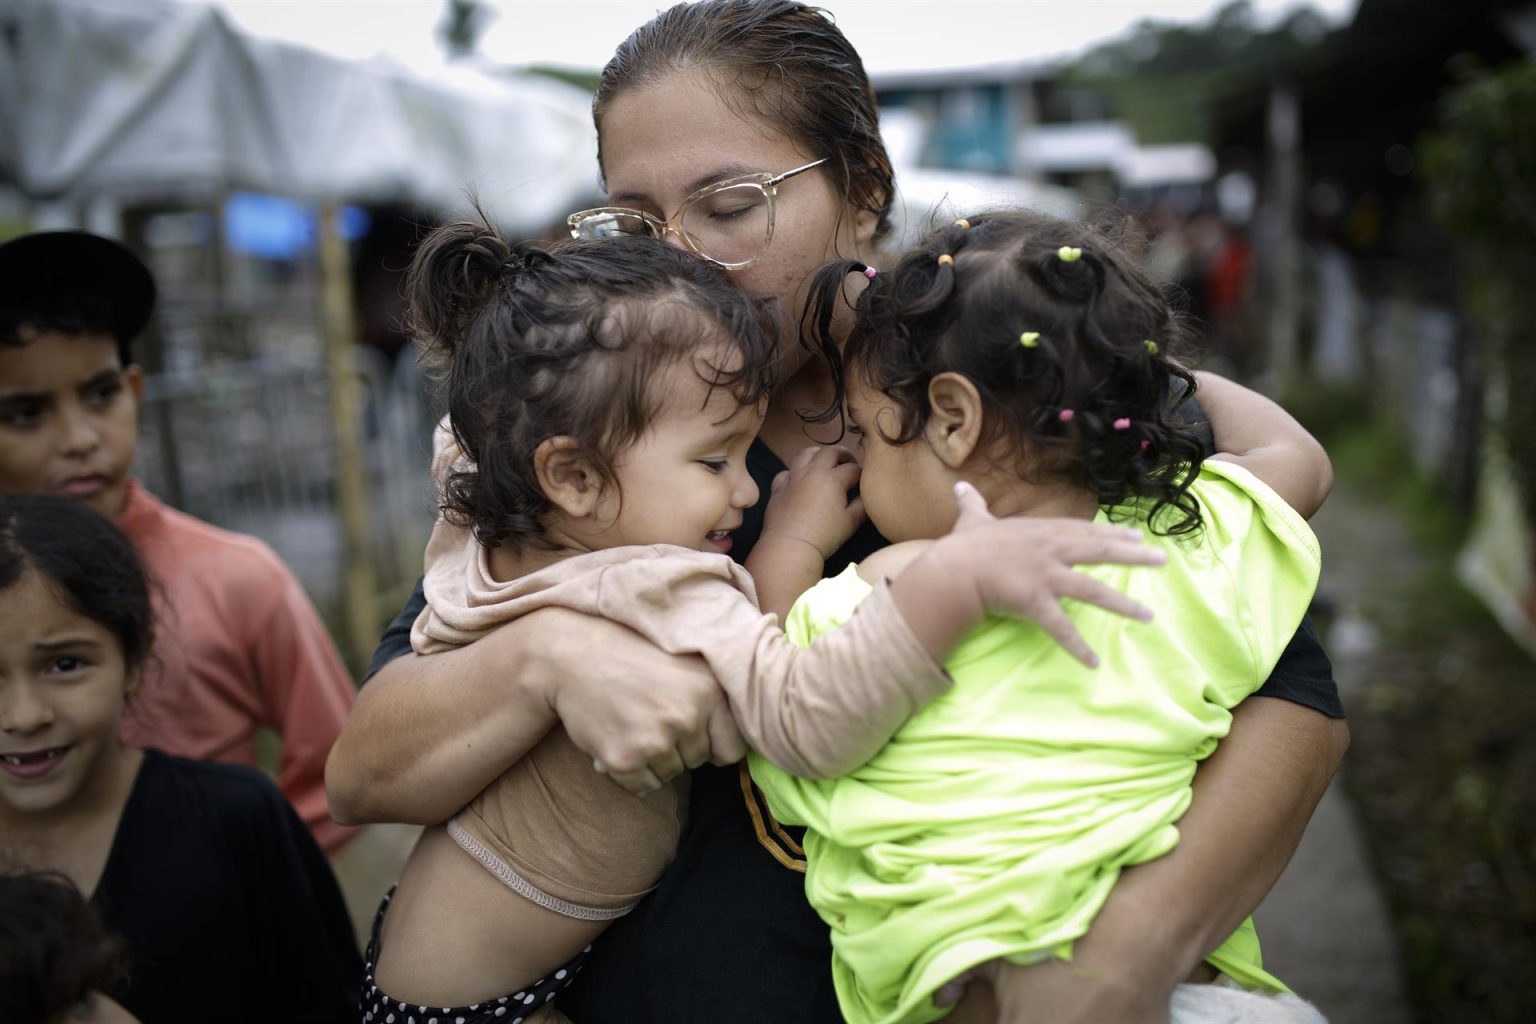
[809, 210, 1207, 535]
[0, 291, 132, 364]
[0, 495, 155, 671]
[407, 223, 778, 549]
[0, 231, 156, 366]
[0, 870, 130, 1023]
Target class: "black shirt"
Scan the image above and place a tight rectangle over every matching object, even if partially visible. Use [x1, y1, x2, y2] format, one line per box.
[367, 438, 1343, 1024]
[93, 751, 361, 1024]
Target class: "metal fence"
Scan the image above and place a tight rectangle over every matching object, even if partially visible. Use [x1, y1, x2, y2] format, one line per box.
[134, 342, 438, 635]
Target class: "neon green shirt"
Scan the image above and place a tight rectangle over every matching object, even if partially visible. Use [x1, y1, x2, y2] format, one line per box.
[749, 460, 1322, 1024]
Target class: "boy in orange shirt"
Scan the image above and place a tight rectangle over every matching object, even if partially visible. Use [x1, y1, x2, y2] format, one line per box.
[0, 230, 356, 853]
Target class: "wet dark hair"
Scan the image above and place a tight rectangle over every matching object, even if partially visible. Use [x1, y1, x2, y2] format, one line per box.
[0, 870, 130, 1023]
[407, 222, 778, 550]
[808, 210, 1208, 535]
[0, 495, 155, 671]
[594, 0, 894, 242]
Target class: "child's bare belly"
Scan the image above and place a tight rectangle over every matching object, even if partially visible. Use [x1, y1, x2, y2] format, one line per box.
[373, 823, 603, 1005]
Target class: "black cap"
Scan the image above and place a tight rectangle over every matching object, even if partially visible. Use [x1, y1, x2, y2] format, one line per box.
[0, 230, 157, 344]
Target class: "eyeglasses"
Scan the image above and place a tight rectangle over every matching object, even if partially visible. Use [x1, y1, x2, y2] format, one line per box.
[566, 158, 829, 270]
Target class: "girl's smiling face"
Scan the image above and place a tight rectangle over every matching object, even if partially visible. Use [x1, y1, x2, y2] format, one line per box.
[0, 569, 136, 825]
[576, 354, 765, 557]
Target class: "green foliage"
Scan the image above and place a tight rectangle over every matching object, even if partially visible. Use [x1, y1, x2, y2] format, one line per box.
[439, 0, 490, 59]
[1064, 0, 1332, 144]
[1420, 59, 1536, 524]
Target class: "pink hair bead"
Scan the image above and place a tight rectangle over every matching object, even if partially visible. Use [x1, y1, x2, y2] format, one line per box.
[1058, 409, 1075, 423]
[863, 266, 878, 279]
[1113, 417, 1131, 431]
[1140, 439, 1151, 451]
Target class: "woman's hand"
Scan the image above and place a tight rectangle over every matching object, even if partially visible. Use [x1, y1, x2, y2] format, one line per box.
[760, 444, 865, 560]
[327, 607, 745, 820]
[896, 483, 1163, 668]
[549, 610, 746, 795]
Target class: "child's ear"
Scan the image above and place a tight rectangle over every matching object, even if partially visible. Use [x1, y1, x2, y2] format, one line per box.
[123, 665, 143, 700]
[534, 437, 604, 519]
[123, 364, 145, 404]
[922, 372, 985, 469]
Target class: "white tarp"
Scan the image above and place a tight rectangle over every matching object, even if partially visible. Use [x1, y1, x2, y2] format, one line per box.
[0, 0, 600, 231]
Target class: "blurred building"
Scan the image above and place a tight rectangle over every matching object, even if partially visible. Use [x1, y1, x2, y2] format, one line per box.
[0, 0, 600, 661]
[871, 63, 1217, 207]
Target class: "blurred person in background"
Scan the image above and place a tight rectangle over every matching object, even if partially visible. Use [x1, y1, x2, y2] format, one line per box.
[327, 3, 1348, 1021]
[0, 230, 358, 854]
[0, 495, 360, 1022]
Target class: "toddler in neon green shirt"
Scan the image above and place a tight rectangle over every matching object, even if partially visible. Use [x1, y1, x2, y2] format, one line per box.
[748, 212, 1331, 1024]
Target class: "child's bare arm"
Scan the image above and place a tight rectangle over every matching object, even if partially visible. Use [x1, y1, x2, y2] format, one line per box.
[746, 445, 864, 621]
[1195, 371, 1333, 517]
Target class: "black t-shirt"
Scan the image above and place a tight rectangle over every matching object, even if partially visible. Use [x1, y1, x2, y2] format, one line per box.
[93, 751, 361, 1024]
[367, 437, 1344, 1024]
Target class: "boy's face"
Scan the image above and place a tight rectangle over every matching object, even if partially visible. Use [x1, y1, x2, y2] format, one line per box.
[0, 329, 142, 518]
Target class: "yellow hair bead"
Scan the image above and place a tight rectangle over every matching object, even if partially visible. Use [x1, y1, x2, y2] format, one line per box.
[954, 218, 971, 229]
[937, 254, 955, 267]
[1144, 339, 1159, 355]
[1020, 332, 1040, 348]
[1057, 245, 1082, 262]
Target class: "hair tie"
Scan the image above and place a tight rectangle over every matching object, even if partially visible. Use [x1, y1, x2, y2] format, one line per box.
[1057, 246, 1082, 263]
[1144, 339, 1159, 355]
[937, 254, 954, 267]
[954, 218, 971, 229]
[1113, 417, 1132, 431]
[1058, 409, 1075, 423]
[1019, 331, 1040, 348]
[863, 266, 878, 279]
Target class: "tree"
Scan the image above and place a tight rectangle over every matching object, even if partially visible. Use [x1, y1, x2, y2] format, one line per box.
[439, 0, 491, 60]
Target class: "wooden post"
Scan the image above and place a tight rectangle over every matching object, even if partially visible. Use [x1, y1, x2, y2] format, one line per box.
[319, 203, 378, 672]
[1265, 82, 1302, 396]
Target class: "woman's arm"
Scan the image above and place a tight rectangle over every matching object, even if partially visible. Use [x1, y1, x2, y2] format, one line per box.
[325, 605, 741, 824]
[1196, 371, 1334, 517]
[979, 697, 1350, 1022]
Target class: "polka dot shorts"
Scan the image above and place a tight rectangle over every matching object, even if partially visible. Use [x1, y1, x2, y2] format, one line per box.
[360, 887, 588, 1024]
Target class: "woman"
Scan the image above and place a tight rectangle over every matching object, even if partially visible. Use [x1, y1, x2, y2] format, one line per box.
[325, 3, 1347, 1021]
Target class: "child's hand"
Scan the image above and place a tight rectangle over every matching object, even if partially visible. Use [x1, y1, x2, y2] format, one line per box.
[917, 482, 1165, 668]
[760, 444, 865, 561]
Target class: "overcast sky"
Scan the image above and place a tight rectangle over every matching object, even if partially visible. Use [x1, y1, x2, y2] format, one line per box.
[193, 0, 1361, 75]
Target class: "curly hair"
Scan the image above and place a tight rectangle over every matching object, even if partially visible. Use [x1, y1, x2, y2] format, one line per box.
[806, 210, 1208, 535]
[0, 871, 130, 1022]
[406, 223, 778, 550]
[593, 0, 894, 242]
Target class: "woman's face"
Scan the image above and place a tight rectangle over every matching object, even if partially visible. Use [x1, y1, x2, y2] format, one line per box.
[598, 69, 877, 364]
[0, 569, 134, 826]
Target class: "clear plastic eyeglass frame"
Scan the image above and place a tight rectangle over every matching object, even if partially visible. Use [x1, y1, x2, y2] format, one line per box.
[565, 158, 829, 270]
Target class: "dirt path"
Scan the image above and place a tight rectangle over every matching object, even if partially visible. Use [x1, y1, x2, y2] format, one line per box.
[1252, 474, 1416, 1022]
